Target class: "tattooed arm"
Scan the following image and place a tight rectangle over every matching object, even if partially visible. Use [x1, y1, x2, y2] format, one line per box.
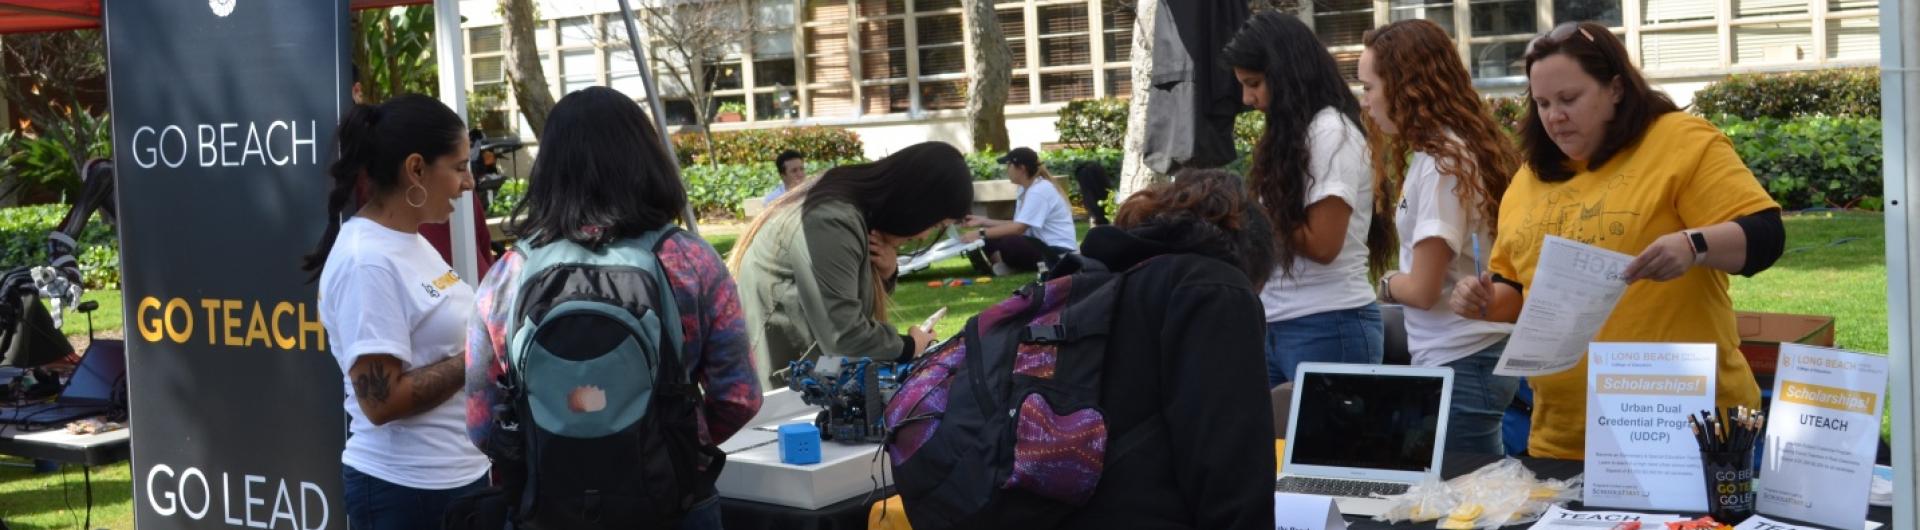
[349, 353, 465, 426]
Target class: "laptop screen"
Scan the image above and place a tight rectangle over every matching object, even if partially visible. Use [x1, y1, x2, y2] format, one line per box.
[1289, 370, 1445, 473]
[61, 340, 126, 403]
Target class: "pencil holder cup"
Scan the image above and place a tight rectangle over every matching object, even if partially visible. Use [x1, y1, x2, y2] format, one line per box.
[1701, 450, 1756, 523]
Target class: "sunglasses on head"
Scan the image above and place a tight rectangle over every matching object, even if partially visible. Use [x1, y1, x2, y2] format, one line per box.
[1527, 22, 1595, 55]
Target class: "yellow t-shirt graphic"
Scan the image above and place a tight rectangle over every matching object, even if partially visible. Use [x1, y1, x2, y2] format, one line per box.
[1492, 112, 1780, 460]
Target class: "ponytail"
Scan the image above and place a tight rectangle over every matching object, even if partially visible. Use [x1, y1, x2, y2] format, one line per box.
[303, 105, 379, 281]
[301, 94, 466, 282]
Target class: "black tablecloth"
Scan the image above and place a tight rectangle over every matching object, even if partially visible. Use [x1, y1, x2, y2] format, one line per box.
[715, 453, 1892, 530]
[1347, 453, 1891, 530]
[719, 487, 894, 530]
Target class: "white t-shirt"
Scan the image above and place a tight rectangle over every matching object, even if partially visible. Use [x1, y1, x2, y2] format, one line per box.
[1014, 179, 1079, 251]
[1395, 151, 1512, 366]
[319, 217, 489, 490]
[1260, 107, 1376, 322]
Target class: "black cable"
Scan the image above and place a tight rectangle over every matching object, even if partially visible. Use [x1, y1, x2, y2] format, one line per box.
[60, 463, 78, 530]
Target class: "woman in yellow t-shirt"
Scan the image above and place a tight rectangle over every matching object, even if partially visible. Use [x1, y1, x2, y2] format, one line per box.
[1448, 21, 1786, 460]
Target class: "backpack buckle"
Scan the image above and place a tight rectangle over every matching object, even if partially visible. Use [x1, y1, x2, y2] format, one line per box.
[1022, 324, 1068, 344]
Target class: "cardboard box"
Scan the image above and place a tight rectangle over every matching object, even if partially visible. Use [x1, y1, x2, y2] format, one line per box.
[1737, 311, 1837, 376]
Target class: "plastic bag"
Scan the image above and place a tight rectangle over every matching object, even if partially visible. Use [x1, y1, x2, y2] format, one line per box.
[1372, 458, 1582, 529]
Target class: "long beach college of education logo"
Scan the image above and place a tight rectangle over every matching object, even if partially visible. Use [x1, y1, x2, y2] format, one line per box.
[210, 0, 236, 17]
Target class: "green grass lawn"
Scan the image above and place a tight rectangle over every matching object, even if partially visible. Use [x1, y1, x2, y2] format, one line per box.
[7, 214, 1890, 529]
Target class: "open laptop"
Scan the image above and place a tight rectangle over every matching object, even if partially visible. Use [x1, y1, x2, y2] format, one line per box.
[0, 340, 126, 426]
[1276, 362, 1453, 517]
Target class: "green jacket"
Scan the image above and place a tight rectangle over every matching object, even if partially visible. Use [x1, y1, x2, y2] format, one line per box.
[736, 199, 907, 386]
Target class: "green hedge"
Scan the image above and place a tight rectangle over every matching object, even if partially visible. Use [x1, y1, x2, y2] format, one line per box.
[684, 158, 863, 218]
[670, 127, 865, 167]
[1692, 68, 1879, 120]
[0, 205, 118, 290]
[1055, 99, 1130, 150]
[1716, 114, 1882, 210]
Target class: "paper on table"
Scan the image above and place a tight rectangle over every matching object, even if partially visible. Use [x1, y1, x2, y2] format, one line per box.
[1496, 236, 1633, 376]
[1733, 514, 1882, 530]
[1527, 506, 1687, 529]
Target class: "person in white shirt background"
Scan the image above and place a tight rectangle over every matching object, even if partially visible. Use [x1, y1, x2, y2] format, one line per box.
[764, 149, 806, 204]
[302, 94, 490, 530]
[1360, 19, 1519, 454]
[1224, 11, 1393, 388]
[961, 147, 1080, 275]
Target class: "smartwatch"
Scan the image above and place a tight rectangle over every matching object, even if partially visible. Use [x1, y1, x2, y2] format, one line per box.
[1684, 230, 1709, 263]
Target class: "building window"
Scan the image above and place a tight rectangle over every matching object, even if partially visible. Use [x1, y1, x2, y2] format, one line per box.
[859, 16, 910, 113]
[752, 0, 800, 120]
[1001, 6, 1030, 105]
[1827, 16, 1879, 60]
[1314, 0, 1371, 80]
[1037, 4, 1094, 102]
[1390, 0, 1455, 35]
[561, 49, 599, 95]
[1554, 0, 1622, 26]
[803, 0, 855, 119]
[1644, 0, 1715, 25]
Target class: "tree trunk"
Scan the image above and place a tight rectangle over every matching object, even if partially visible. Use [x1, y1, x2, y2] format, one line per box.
[501, 0, 556, 139]
[690, 61, 719, 167]
[964, 0, 1011, 153]
[1116, 0, 1165, 203]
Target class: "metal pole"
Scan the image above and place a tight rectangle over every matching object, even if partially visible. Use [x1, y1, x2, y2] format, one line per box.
[616, 0, 702, 236]
[433, 0, 482, 283]
[1882, 0, 1916, 527]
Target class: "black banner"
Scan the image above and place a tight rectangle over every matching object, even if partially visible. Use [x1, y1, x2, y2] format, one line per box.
[106, 1, 349, 528]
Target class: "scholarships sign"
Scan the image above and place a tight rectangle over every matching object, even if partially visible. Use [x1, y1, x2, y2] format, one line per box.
[1757, 344, 1888, 529]
[1583, 343, 1717, 512]
[106, 1, 349, 528]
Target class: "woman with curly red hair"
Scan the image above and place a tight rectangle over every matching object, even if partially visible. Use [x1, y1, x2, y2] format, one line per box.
[1359, 19, 1519, 454]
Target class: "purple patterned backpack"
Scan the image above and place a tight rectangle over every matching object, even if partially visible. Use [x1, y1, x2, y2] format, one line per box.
[883, 255, 1165, 529]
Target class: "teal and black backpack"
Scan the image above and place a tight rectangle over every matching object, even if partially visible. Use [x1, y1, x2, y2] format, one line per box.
[493, 226, 723, 529]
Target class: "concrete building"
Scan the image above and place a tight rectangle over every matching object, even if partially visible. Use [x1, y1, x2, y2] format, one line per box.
[459, 0, 1881, 159]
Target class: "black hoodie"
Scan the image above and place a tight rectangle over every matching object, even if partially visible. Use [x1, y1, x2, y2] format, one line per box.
[1061, 225, 1275, 530]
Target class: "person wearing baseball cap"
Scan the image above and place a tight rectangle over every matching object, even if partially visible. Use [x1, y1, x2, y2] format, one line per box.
[960, 147, 1079, 275]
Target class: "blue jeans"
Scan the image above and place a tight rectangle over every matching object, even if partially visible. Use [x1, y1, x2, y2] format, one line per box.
[1443, 339, 1521, 455]
[343, 465, 488, 530]
[1264, 303, 1385, 387]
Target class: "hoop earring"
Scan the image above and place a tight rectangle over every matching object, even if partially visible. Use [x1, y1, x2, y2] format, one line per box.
[405, 183, 428, 208]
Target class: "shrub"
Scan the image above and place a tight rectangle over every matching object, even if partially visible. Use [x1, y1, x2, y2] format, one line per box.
[1486, 95, 1528, 137]
[490, 158, 864, 221]
[683, 158, 866, 219]
[0, 205, 117, 290]
[1692, 68, 1880, 120]
[1716, 114, 1882, 210]
[670, 126, 864, 167]
[1055, 98, 1130, 150]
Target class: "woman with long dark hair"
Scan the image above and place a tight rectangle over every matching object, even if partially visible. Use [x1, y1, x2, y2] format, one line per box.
[463, 86, 761, 529]
[730, 142, 974, 386]
[1359, 19, 1519, 454]
[1222, 11, 1390, 388]
[304, 94, 488, 529]
[1450, 22, 1785, 460]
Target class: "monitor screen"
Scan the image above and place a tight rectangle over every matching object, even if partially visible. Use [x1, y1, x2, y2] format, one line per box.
[1288, 370, 1446, 473]
[62, 340, 126, 403]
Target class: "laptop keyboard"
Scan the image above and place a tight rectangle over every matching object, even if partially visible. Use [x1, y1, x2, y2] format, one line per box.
[1274, 476, 1410, 498]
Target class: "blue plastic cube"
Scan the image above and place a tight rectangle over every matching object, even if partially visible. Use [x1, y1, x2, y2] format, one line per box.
[777, 422, 822, 465]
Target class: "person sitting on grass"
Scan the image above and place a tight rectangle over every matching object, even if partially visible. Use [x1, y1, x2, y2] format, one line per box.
[960, 147, 1079, 275]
